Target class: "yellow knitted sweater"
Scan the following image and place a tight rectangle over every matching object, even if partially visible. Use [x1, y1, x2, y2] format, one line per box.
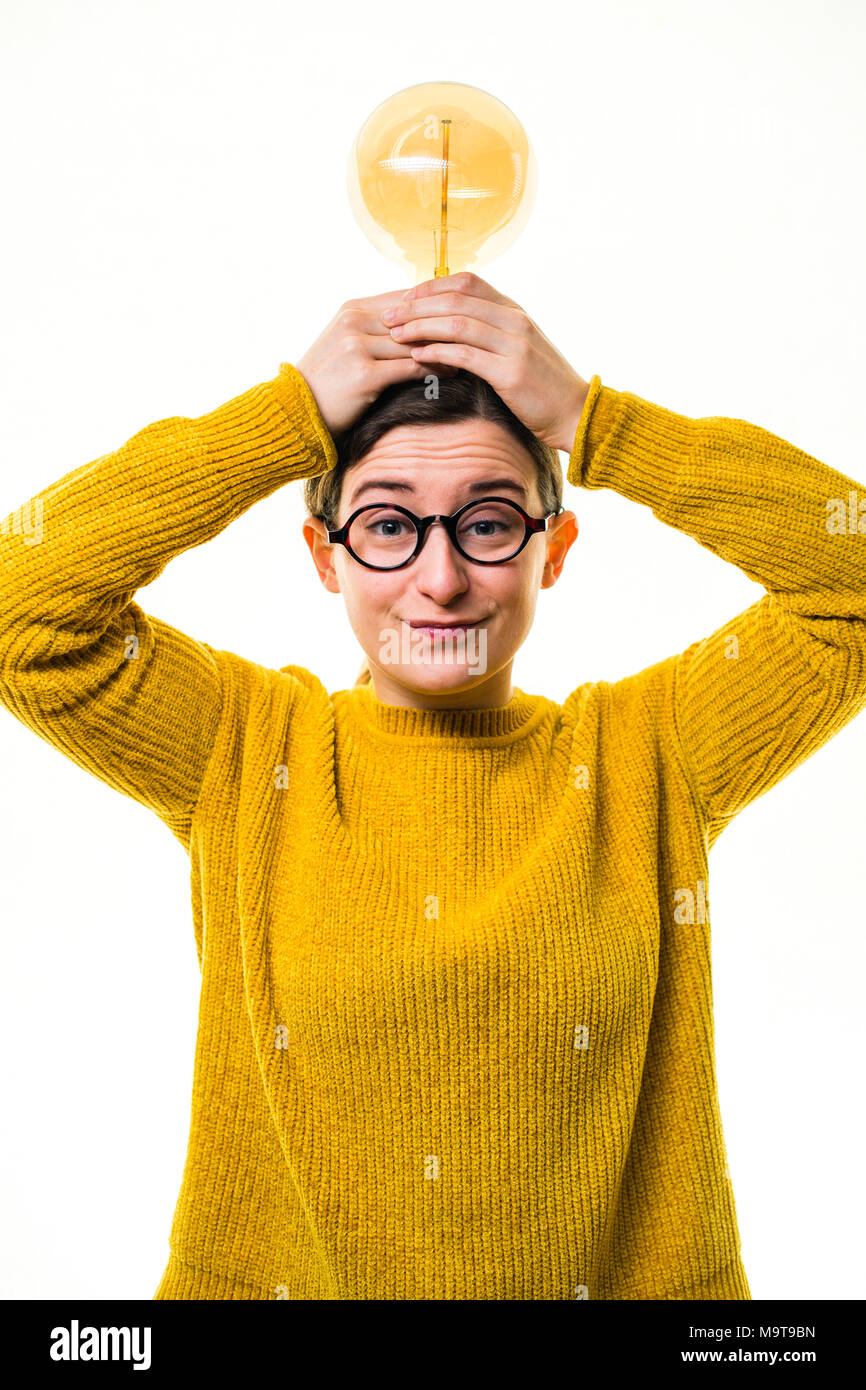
[1, 363, 864, 1301]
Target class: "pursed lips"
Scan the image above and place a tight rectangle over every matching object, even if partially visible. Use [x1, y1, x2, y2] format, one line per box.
[405, 618, 483, 628]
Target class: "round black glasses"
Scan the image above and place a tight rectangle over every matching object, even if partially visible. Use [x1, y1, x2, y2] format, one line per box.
[327, 496, 561, 571]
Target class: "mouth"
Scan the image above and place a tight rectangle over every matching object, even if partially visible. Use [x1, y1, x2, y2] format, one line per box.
[405, 618, 483, 636]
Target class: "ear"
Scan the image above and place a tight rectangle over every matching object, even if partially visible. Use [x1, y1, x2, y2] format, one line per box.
[540, 510, 578, 588]
[302, 515, 342, 595]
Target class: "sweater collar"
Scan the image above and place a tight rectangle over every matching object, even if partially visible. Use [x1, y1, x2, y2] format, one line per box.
[342, 682, 546, 743]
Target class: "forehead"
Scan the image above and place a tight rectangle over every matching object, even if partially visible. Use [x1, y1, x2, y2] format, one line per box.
[344, 419, 540, 511]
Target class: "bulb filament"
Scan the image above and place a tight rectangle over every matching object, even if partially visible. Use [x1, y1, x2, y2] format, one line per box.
[435, 118, 451, 277]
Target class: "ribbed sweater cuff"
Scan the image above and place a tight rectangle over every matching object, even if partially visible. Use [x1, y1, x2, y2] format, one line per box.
[568, 376, 699, 512]
[186, 361, 338, 507]
[269, 362, 339, 474]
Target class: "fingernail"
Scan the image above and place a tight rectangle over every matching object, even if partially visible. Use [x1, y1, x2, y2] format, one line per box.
[382, 308, 395, 322]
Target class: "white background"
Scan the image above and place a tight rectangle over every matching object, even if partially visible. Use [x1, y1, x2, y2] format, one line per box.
[0, 0, 863, 1300]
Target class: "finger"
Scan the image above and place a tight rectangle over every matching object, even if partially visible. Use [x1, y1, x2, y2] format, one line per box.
[402, 270, 518, 309]
[387, 312, 512, 356]
[338, 272, 509, 330]
[369, 356, 458, 391]
[405, 341, 500, 379]
[385, 292, 522, 337]
[340, 290, 433, 337]
[365, 333, 430, 359]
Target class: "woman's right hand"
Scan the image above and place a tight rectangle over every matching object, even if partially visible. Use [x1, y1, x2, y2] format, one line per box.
[295, 288, 457, 439]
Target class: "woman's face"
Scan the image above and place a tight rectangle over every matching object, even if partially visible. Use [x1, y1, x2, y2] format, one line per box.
[304, 418, 578, 710]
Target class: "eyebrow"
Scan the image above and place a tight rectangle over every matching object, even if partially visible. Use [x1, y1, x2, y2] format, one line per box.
[347, 477, 530, 508]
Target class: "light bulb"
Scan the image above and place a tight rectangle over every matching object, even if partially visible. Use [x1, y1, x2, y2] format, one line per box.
[347, 81, 537, 285]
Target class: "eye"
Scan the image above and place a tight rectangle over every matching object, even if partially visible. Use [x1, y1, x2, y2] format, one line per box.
[364, 514, 410, 537]
[354, 507, 415, 541]
[466, 516, 507, 536]
[456, 502, 523, 544]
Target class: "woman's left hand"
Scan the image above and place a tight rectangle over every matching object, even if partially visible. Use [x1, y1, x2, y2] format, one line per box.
[381, 271, 591, 454]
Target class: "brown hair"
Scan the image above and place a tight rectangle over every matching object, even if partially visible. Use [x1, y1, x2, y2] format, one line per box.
[303, 368, 564, 687]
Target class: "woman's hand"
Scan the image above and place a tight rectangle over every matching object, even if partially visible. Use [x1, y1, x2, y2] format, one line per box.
[296, 289, 458, 439]
[380, 271, 591, 454]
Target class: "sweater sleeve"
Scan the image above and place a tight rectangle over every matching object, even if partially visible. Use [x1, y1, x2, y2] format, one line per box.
[0, 362, 337, 849]
[568, 375, 866, 845]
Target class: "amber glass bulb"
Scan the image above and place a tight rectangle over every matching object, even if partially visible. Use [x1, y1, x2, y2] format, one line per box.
[347, 81, 537, 285]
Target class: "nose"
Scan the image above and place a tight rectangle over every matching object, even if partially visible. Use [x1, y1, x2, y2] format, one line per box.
[414, 517, 467, 563]
[419, 517, 453, 550]
[411, 518, 471, 595]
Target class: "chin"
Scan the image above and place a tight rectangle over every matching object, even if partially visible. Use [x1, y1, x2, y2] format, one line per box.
[390, 662, 492, 695]
[367, 620, 497, 690]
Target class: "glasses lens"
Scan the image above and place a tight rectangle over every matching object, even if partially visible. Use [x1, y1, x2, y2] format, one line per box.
[457, 501, 525, 560]
[346, 500, 526, 568]
[348, 507, 418, 566]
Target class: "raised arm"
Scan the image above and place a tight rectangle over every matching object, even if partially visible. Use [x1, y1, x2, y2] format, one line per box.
[0, 280, 447, 850]
[0, 364, 337, 849]
[569, 376, 866, 845]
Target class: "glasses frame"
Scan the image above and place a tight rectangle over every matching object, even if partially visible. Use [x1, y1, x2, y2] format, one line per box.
[326, 496, 562, 572]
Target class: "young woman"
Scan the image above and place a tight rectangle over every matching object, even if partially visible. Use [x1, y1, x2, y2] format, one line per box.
[1, 272, 863, 1301]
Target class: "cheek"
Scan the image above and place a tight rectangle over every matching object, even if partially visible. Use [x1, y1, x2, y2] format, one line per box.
[491, 568, 536, 624]
[341, 571, 399, 631]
